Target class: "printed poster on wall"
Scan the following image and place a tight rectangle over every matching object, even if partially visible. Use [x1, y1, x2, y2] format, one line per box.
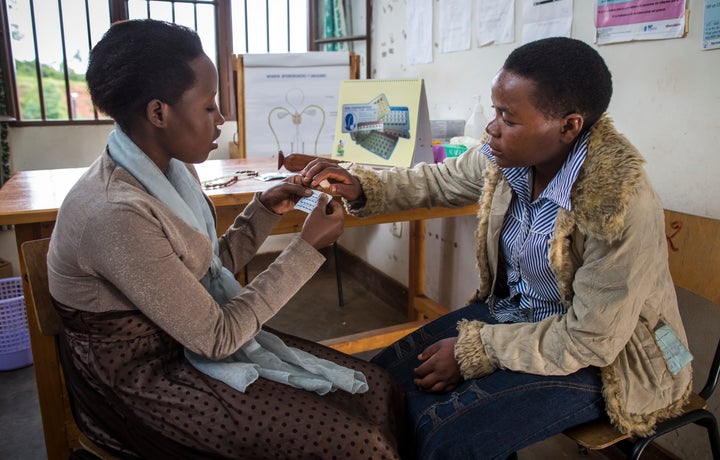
[332, 79, 433, 168]
[703, 0, 720, 50]
[243, 52, 351, 158]
[595, 0, 687, 45]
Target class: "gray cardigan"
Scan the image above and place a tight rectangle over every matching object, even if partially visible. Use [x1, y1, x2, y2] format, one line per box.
[48, 151, 325, 360]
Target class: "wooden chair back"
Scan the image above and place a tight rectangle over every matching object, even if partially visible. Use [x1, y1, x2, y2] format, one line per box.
[22, 239, 58, 335]
[665, 209, 720, 304]
[21, 238, 119, 460]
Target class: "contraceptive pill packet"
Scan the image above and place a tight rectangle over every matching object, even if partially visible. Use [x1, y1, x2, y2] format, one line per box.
[294, 189, 329, 213]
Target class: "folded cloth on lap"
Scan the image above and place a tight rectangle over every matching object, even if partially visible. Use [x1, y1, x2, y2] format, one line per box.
[186, 330, 368, 395]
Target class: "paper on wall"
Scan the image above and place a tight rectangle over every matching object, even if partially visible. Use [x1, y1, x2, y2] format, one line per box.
[439, 0, 472, 53]
[595, 0, 687, 45]
[521, 0, 573, 43]
[476, 0, 515, 46]
[407, 0, 434, 65]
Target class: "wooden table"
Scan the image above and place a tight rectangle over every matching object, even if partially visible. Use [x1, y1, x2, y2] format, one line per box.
[0, 157, 477, 459]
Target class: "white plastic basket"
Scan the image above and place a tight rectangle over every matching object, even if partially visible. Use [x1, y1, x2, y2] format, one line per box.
[0, 276, 33, 370]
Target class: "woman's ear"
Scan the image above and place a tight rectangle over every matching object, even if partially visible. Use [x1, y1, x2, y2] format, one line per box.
[146, 99, 167, 128]
[559, 113, 584, 144]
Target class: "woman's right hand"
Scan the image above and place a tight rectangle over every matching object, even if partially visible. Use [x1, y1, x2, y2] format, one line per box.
[300, 159, 364, 202]
[300, 193, 345, 249]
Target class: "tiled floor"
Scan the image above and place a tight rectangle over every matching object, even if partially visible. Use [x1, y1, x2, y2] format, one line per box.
[0, 259, 651, 459]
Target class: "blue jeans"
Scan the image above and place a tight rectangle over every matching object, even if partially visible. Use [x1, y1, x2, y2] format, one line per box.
[371, 303, 605, 460]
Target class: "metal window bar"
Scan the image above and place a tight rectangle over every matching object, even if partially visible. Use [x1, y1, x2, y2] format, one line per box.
[193, 2, 198, 31]
[3, 0, 220, 123]
[28, 0, 46, 120]
[243, 0, 248, 53]
[5, 0, 111, 122]
[265, 0, 269, 52]
[234, 0, 297, 54]
[126, 1, 218, 71]
[83, 0, 100, 120]
[56, 0, 72, 120]
[125, 0, 235, 116]
[3, 0, 308, 123]
[308, 0, 369, 78]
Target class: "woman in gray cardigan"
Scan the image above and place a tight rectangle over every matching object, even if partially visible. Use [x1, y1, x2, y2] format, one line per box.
[47, 19, 405, 459]
[299, 37, 692, 459]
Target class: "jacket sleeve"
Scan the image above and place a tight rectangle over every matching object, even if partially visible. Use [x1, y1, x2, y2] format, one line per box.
[456, 187, 667, 377]
[346, 145, 488, 217]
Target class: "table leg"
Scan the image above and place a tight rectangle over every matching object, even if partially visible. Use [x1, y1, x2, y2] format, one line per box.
[408, 220, 425, 320]
[408, 219, 451, 321]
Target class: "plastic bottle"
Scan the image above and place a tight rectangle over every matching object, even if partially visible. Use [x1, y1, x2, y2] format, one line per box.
[464, 95, 487, 141]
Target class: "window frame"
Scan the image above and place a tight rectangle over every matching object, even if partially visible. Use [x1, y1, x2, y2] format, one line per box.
[0, 0, 235, 126]
[308, 0, 371, 79]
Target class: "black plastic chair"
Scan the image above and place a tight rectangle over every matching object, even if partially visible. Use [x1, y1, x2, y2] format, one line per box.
[625, 338, 719, 459]
[564, 337, 720, 459]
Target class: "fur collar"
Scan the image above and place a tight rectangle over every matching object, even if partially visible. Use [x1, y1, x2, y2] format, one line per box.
[475, 114, 646, 302]
[565, 114, 645, 243]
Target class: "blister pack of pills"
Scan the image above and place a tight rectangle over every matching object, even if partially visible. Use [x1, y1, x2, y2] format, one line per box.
[294, 189, 328, 213]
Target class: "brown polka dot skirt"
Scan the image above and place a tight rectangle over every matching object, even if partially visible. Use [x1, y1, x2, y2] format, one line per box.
[55, 304, 407, 459]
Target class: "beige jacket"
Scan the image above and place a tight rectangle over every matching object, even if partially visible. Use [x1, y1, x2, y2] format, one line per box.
[48, 151, 325, 360]
[347, 115, 691, 436]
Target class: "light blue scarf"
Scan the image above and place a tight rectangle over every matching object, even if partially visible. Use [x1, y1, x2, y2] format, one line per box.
[107, 126, 367, 395]
[108, 127, 238, 306]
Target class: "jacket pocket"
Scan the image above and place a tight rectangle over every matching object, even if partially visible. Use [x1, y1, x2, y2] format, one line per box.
[627, 320, 667, 387]
[654, 322, 693, 375]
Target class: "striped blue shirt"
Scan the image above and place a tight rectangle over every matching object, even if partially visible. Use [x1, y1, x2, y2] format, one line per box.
[481, 131, 590, 323]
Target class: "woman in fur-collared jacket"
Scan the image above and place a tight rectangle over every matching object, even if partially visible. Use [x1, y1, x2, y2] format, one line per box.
[298, 37, 692, 460]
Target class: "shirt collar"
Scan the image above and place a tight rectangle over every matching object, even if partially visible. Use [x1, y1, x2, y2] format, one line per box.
[481, 131, 590, 211]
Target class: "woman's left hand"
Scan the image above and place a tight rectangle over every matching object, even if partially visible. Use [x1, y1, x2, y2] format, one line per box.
[413, 337, 463, 393]
[259, 180, 312, 215]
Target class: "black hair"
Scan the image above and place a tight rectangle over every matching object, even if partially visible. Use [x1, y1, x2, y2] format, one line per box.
[503, 37, 612, 128]
[86, 19, 205, 132]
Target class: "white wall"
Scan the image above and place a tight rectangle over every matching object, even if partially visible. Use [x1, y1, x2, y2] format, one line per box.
[8, 121, 235, 171]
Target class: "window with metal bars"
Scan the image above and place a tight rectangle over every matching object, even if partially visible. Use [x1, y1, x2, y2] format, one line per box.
[309, 0, 370, 79]
[0, 0, 311, 125]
